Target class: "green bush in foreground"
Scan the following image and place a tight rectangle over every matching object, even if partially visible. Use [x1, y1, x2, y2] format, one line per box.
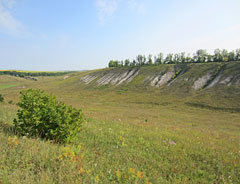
[13, 89, 84, 143]
[0, 94, 4, 102]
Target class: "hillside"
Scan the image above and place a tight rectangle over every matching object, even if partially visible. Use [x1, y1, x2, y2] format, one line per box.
[0, 62, 240, 183]
[55, 62, 240, 110]
[77, 62, 240, 90]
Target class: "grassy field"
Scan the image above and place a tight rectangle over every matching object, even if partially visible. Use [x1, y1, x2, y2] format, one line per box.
[0, 84, 18, 90]
[0, 70, 65, 73]
[0, 66, 240, 183]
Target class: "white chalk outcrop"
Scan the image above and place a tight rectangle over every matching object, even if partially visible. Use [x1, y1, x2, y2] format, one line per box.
[79, 69, 139, 86]
[80, 74, 99, 84]
[144, 71, 175, 87]
[97, 69, 139, 86]
[220, 76, 232, 85]
[193, 74, 212, 90]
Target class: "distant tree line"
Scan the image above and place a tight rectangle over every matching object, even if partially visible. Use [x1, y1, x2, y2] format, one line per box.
[0, 71, 72, 78]
[108, 48, 240, 67]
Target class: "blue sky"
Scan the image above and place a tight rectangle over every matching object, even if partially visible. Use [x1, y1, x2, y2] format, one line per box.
[0, 0, 240, 71]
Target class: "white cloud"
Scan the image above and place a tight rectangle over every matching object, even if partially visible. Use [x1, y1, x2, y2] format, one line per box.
[57, 34, 72, 45]
[0, 0, 23, 35]
[95, 0, 146, 25]
[96, 0, 120, 25]
[128, 0, 146, 14]
[1, 0, 16, 8]
[224, 24, 240, 33]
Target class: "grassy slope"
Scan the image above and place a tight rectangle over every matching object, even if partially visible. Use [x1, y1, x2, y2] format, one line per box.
[0, 63, 240, 183]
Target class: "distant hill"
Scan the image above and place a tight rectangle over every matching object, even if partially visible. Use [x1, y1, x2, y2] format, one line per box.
[74, 62, 240, 91]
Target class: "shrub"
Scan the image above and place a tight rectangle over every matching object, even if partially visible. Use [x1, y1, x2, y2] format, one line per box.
[0, 94, 4, 102]
[13, 89, 84, 143]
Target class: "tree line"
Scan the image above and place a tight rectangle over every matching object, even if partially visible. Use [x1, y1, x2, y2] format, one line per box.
[0, 70, 72, 78]
[108, 48, 240, 67]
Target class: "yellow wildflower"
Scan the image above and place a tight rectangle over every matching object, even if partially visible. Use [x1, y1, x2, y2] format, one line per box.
[58, 155, 63, 161]
[128, 168, 135, 174]
[128, 168, 136, 177]
[115, 170, 121, 180]
[63, 152, 68, 157]
[145, 178, 152, 184]
[95, 176, 100, 183]
[14, 139, 19, 145]
[137, 171, 144, 179]
[79, 167, 84, 174]
[8, 137, 19, 146]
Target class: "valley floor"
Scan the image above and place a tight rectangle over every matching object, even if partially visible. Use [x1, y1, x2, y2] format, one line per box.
[0, 74, 240, 183]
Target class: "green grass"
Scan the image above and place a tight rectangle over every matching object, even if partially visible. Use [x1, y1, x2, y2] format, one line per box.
[0, 112, 239, 183]
[0, 84, 17, 90]
[0, 70, 66, 73]
[0, 63, 240, 183]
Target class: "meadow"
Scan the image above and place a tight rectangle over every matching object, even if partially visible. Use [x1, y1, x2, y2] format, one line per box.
[0, 69, 240, 183]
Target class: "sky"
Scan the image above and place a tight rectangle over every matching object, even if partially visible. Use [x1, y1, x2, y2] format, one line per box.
[0, 0, 240, 71]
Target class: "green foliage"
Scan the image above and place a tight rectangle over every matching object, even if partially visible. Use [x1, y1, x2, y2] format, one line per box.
[13, 89, 84, 143]
[0, 94, 4, 102]
[108, 48, 240, 67]
[0, 70, 71, 78]
[108, 60, 123, 68]
[171, 69, 183, 81]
